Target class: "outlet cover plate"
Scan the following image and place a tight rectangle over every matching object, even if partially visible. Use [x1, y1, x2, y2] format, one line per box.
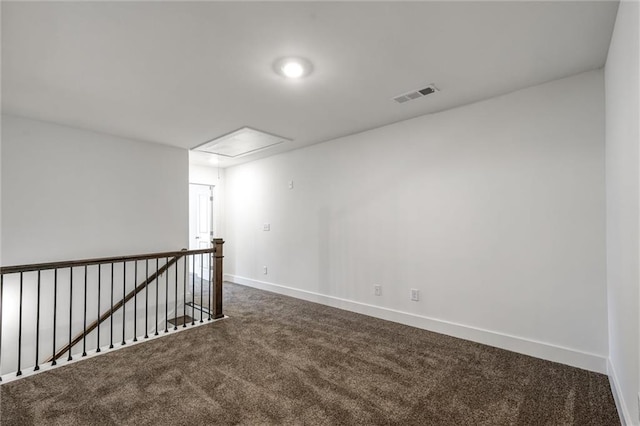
[411, 289, 419, 301]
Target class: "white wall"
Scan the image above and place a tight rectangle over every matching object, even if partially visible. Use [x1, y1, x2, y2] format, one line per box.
[0, 115, 190, 376]
[1, 115, 3, 268]
[605, 1, 640, 424]
[225, 70, 608, 372]
[1, 115, 189, 264]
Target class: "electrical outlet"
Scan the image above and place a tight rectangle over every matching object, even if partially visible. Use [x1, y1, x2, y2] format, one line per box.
[288, 180, 294, 189]
[411, 288, 419, 301]
[374, 285, 382, 296]
[263, 266, 268, 275]
[263, 223, 270, 231]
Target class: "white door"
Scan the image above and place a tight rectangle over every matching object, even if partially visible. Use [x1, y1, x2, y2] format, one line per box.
[189, 184, 214, 280]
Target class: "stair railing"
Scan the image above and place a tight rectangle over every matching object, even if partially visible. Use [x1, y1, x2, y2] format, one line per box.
[0, 238, 224, 381]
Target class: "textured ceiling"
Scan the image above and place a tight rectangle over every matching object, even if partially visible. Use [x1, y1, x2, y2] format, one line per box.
[1, 1, 618, 167]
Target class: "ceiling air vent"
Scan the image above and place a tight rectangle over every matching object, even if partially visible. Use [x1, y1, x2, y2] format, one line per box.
[393, 84, 439, 104]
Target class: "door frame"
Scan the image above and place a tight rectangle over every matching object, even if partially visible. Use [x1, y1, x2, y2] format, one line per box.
[189, 183, 214, 249]
[189, 183, 214, 280]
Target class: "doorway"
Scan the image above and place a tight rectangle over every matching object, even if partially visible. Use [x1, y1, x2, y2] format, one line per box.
[189, 184, 214, 251]
[188, 184, 214, 311]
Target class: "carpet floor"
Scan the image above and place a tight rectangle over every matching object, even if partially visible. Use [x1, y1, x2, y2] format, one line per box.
[0, 282, 619, 425]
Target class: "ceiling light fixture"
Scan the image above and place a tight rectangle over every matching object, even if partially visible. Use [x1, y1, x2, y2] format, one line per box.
[274, 57, 313, 79]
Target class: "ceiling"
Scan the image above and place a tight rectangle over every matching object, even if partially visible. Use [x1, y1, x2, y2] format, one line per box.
[1, 1, 619, 168]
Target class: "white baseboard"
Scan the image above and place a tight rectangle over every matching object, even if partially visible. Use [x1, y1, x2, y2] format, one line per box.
[225, 274, 608, 374]
[608, 358, 635, 426]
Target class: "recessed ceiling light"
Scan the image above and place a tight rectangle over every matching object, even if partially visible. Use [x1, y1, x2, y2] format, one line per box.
[274, 57, 313, 79]
[282, 62, 304, 78]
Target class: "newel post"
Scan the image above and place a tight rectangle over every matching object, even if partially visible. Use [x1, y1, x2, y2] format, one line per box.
[212, 238, 225, 319]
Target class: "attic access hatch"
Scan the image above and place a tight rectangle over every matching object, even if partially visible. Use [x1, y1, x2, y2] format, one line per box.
[193, 127, 291, 158]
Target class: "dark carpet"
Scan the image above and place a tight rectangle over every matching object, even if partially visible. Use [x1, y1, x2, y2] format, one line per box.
[0, 283, 619, 425]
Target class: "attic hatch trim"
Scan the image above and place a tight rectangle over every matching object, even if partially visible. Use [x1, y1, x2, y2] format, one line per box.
[192, 126, 292, 158]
